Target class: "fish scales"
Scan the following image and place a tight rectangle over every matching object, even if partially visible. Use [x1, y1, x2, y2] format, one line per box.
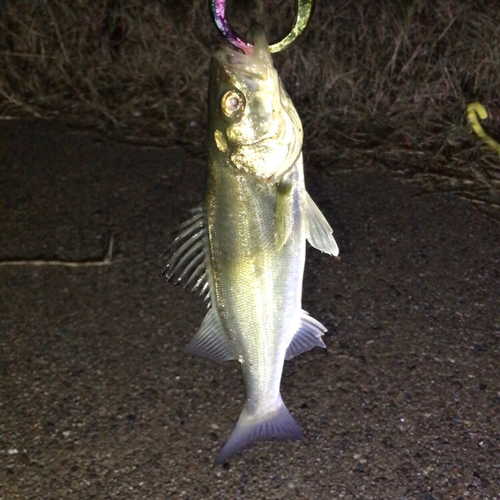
[206, 157, 305, 399]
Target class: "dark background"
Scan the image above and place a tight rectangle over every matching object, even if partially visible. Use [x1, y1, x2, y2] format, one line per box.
[1, 0, 500, 497]
[1, 0, 500, 205]
[1, 120, 499, 498]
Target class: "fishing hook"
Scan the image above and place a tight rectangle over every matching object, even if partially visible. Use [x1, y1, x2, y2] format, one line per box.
[209, 0, 314, 53]
[467, 102, 500, 155]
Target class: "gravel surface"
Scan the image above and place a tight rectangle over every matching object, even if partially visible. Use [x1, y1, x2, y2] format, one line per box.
[1, 120, 499, 499]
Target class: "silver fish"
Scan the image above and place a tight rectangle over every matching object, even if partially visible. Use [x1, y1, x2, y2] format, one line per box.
[164, 25, 338, 465]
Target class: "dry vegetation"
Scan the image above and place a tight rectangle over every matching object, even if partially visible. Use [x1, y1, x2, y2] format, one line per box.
[1, 0, 499, 212]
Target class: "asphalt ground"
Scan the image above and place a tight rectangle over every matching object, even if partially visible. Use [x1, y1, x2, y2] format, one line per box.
[1, 120, 499, 499]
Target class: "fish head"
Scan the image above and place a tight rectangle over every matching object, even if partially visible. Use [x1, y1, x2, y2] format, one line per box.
[208, 24, 303, 183]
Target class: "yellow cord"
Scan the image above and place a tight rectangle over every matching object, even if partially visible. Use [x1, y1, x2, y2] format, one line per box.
[467, 101, 500, 155]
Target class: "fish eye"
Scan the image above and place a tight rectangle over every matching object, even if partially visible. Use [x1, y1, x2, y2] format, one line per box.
[221, 90, 245, 117]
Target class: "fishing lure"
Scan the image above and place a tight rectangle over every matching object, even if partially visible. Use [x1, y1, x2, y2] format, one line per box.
[467, 101, 500, 155]
[209, 0, 314, 53]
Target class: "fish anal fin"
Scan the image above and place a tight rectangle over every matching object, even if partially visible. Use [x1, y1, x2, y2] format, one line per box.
[305, 192, 339, 256]
[214, 395, 301, 466]
[285, 310, 327, 361]
[186, 308, 234, 362]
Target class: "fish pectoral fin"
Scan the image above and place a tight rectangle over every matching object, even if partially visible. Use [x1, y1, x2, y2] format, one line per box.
[185, 308, 235, 362]
[304, 192, 339, 256]
[274, 180, 294, 249]
[162, 206, 210, 301]
[285, 310, 327, 361]
[214, 394, 301, 466]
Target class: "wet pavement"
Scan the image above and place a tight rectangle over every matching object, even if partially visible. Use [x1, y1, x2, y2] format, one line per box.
[1, 120, 499, 499]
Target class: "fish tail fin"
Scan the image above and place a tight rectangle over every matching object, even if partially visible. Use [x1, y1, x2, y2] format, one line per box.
[213, 394, 301, 466]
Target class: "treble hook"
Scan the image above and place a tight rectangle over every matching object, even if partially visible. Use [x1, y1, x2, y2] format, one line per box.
[209, 0, 314, 53]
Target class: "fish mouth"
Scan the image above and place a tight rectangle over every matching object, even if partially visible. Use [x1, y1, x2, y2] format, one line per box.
[213, 24, 272, 84]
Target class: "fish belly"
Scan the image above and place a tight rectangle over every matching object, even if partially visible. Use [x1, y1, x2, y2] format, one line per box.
[205, 158, 306, 412]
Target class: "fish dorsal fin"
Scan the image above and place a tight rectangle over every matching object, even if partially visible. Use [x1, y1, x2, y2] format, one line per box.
[186, 308, 235, 361]
[304, 192, 339, 256]
[163, 207, 210, 301]
[164, 208, 232, 361]
[285, 311, 327, 361]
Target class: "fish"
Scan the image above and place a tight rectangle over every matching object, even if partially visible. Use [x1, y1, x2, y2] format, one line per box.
[164, 24, 338, 465]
